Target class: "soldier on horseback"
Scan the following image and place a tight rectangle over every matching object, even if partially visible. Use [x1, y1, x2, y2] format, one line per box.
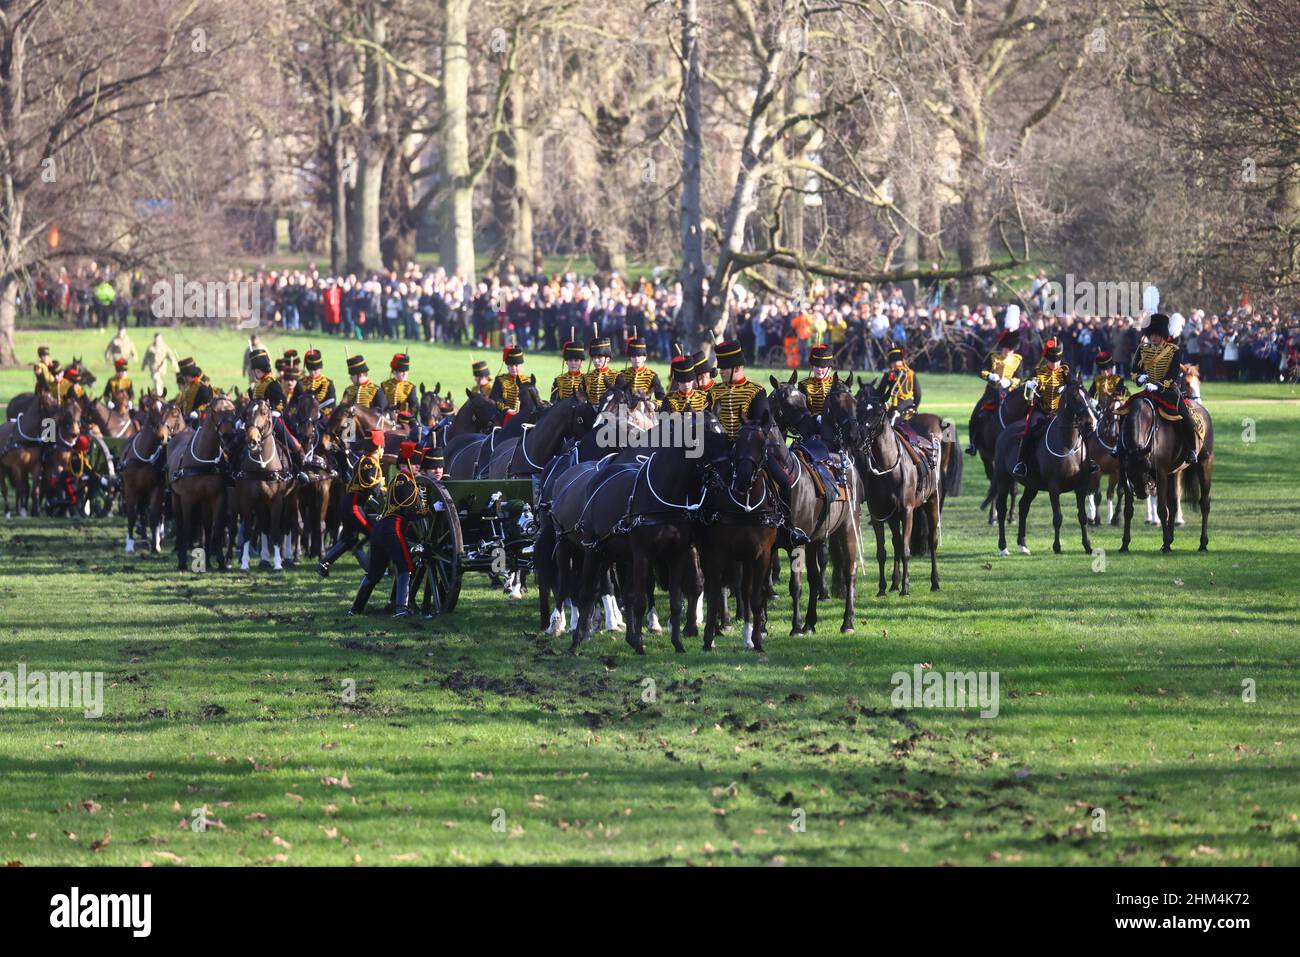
[875, 346, 921, 418]
[1088, 350, 1127, 406]
[349, 440, 430, 620]
[551, 340, 587, 401]
[381, 353, 416, 414]
[621, 332, 665, 402]
[103, 358, 134, 408]
[471, 359, 492, 398]
[1129, 312, 1199, 466]
[692, 350, 716, 399]
[711, 340, 768, 440]
[1013, 337, 1077, 478]
[179, 362, 212, 422]
[662, 355, 709, 412]
[56, 366, 85, 403]
[319, 429, 385, 577]
[302, 349, 335, 410]
[966, 326, 1023, 455]
[798, 343, 835, 415]
[341, 354, 388, 411]
[490, 346, 536, 421]
[248, 350, 308, 481]
[33, 346, 57, 392]
[581, 337, 618, 407]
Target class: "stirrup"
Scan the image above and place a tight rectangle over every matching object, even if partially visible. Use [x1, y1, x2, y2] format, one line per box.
[964, 444, 977, 456]
[1012, 461, 1027, 477]
[317, 561, 330, 578]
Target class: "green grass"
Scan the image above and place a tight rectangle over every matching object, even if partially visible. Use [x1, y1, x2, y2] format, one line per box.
[2, 328, 1299, 866]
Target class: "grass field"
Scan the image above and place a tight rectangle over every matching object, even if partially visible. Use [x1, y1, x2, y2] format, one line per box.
[2, 326, 1299, 866]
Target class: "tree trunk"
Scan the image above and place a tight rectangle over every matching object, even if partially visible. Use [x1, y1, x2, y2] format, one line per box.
[327, 53, 348, 272]
[678, 0, 706, 350]
[958, 184, 990, 303]
[440, 0, 476, 285]
[0, 275, 18, 368]
[348, 7, 387, 273]
[493, 83, 534, 268]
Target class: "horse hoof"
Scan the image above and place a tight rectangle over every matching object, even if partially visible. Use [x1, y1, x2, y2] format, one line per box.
[1198, 543, 1208, 552]
[840, 624, 854, 635]
[1019, 546, 1031, 555]
[672, 641, 685, 653]
[931, 583, 940, 592]
[1161, 545, 1172, 554]
[1119, 545, 1129, 554]
[1053, 545, 1061, 554]
[998, 548, 1009, 557]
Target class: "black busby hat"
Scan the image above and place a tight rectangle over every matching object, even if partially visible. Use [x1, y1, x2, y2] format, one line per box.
[283, 348, 300, 366]
[275, 357, 288, 373]
[1146, 313, 1171, 338]
[886, 345, 905, 364]
[425, 446, 445, 468]
[1044, 337, 1064, 362]
[188, 365, 204, 378]
[588, 337, 612, 358]
[715, 340, 745, 369]
[502, 346, 525, 366]
[810, 343, 834, 368]
[178, 355, 197, 372]
[995, 328, 1020, 349]
[251, 353, 272, 374]
[472, 359, 490, 378]
[390, 352, 410, 373]
[346, 354, 369, 375]
[625, 336, 647, 358]
[282, 366, 299, 381]
[1095, 350, 1113, 366]
[396, 409, 413, 424]
[304, 348, 324, 371]
[562, 341, 585, 361]
[671, 356, 697, 384]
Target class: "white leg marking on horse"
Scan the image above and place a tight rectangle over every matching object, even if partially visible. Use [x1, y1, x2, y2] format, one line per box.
[647, 608, 663, 634]
[1019, 544, 1031, 555]
[1107, 499, 1115, 523]
[999, 548, 1009, 557]
[240, 540, 250, 571]
[273, 544, 283, 571]
[547, 607, 564, 636]
[1086, 497, 1096, 521]
[694, 594, 704, 628]
[125, 535, 135, 554]
[742, 622, 754, 650]
[260, 534, 270, 561]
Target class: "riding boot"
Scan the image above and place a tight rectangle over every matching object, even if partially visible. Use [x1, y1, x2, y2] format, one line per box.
[320, 533, 352, 574]
[1012, 438, 1031, 478]
[393, 571, 412, 619]
[349, 576, 378, 615]
[1178, 403, 1199, 464]
[965, 411, 981, 455]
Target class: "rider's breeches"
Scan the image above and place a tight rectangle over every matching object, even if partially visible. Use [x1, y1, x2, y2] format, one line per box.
[322, 492, 372, 565]
[352, 516, 414, 613]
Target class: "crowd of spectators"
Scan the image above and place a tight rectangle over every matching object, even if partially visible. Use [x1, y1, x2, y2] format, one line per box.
[22, 262, 1300, 383]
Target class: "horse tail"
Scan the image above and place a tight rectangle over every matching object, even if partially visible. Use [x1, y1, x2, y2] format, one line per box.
[910, 504, 931, 556]
[942, 433, 963, 499]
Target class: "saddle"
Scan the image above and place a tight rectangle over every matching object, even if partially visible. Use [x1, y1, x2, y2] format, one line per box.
[893, 424, 937, 493]
[793, 437, 847, 497]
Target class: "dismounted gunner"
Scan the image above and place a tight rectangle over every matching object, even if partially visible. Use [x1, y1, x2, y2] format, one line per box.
[381, 353, 416, 413]
[711, 340, 768, 439]
[967, 327, 1024, 455]
[424, 445, 446, 482]
[1012, 337, 1070, 478]
[582, 337, 618, 407]
[875, 345, 921, 418]
[551, 340, 587, 401]
[1089, 350, 1127, 405]
[1130, 312, 1199, 465]
[621, 332, 665, 402]
[349, 440, 430, 620]
[662, 355, 709, 413]
[341, 354, 388, 411]
[319, 429, 386, 577]
[799, 343, 835, 415]
[103, 358, 134, 407]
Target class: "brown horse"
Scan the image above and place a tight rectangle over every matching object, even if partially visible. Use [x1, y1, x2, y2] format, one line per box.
[1085, 392, 1129, 527]
[1, 392, 79, 517]
[168, 395, 235, 572]
[287, 392, 336, 560]
[1118, 392, 1214, 553]
[992, 379, 1098, 556]
[236, 400, 295, 571]
[851, 384, 940, 595]
[121, 394, 182, 553]
[90, 389, 139, 441]
[968, 382, 1029, 524]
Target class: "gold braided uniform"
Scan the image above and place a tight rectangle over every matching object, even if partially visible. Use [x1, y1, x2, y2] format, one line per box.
[381, 377, 415, 412]
[34, 363, 56, 391]
[552, 371, 585, 401]
[56, 381, 85, 402]
[1090, 372, 1126, 403]
[382, 470, 430, 519]
[1134, 341, 1178, 388]
[984, 351, 1023, 388]
[347, 448, 386, 495]
[663, 389, 709, 413]
[621, 365, 664, 400]
[711, 380, 765, 438]
[491, 373, 524, 412]
[1031, 363, 1070, 414]
[581, 368, 618, 407]
[103, 374, 133, 402]
[881, 366, 916, 415]
[305, 373, 334, 404]
[798, 375, 832, 415]
[341, 380, 382, 408]
[180, 377, 212, 417]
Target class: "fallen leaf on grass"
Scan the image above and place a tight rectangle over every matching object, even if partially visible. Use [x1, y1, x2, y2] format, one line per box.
[80, 800, 101, 814]
[90, 831, 112, 853]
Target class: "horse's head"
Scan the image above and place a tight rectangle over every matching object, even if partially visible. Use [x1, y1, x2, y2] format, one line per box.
[1179, 363, 1202, 399]
[57, 394, 83, 442]
[461, 390, 501, 431]
[821, 387, 860, 452]
[1062, 378, 1097, 436]
[244, 399, 272, 445]
[729, 417, 771, 498]
[767, 371, 808, 435]
[855, 383, 891, 450]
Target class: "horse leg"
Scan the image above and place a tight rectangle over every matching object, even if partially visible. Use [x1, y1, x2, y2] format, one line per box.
[1196, 459, 1211, 551]
[926, 495, 940, 591]
[1120, 480, 1134, 552]
[124, 489, 137, 554]
[627, 552, 649, 654]
[1160, 472, 1176, 552]
[1174, 472, 1186, 526]
[1107, 475, 1118, 525]
[804, 541, 822, 633]
[271, 496, 284, 570]
[888, 517, 903, 591]
[568, 551, 600, 654]
[873, 520, 888, 595]
[1075, 486, 1093, 555]
[1017, 487, 1038, 555]
[899, 509, 913, 597]
[1050, 489, 1063, 554]
[175, 495, 189, 571]
[831, 524, 856, 632]
[789, 545, 806, 634]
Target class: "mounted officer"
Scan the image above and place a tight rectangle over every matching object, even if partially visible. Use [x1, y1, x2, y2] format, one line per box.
[621, 332, 665, 402]
[875, 345, 921, 418]
[302, 349, 336, 410]
[550, 339, 586, 401]
[1012, 337, 1070, 479]
[341, 354, 388, 411]
[33, 346, 57, 391]
[103, 358, 134, 407]
[662, 355, 709, 412]
[179, 363, 213, 421]
[798, 343, 835, 415]
[490, 346, 537, 422]
[966, 325, 1024, 456]
[1128, 312, 1199, 465]
[710, 340, 768, 440]
[1088, 350, 1127, 406]
[581, 337, 618, 407]
[471, 359, 493, 398]
[248, 349, 308, 480]
[381, 353, 416, 414]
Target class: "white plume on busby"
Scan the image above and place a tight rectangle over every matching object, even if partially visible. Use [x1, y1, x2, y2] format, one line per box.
[1142, 284, 1161, 315]
[1168, 312, 1186, 339]
[1002, 304, 1021, 331]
